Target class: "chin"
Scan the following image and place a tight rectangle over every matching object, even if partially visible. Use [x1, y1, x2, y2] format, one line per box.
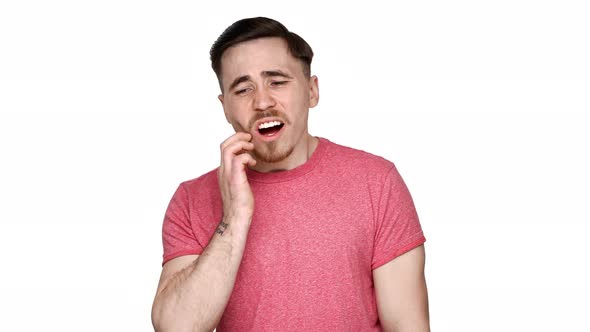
[253, 141, 294, 163]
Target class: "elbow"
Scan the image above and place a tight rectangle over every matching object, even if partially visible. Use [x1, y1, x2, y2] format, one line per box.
[151, 297, 182, 332]
[151, 298, 168, 332]
[151, 297, 214, 332]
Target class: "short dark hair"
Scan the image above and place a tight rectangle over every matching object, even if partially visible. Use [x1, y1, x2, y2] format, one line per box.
[210, 17, 314, 90]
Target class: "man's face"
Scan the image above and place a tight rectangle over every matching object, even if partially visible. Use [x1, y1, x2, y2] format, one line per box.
[218, 37, 319, 164]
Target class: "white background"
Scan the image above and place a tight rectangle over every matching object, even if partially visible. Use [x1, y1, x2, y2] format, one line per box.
[1, 0, 589, 331]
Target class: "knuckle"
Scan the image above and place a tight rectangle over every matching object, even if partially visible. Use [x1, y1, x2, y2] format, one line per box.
[233, 154, 246, 165]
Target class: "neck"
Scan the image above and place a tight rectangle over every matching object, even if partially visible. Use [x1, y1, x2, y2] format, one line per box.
[250, 134, 318, 173]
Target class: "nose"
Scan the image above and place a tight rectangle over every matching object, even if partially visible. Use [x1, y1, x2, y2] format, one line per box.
[253, 86, 276, 111]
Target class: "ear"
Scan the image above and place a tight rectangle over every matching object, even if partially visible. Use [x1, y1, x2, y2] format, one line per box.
[308, 75, 319, 108]
[218, 94, 231, 124]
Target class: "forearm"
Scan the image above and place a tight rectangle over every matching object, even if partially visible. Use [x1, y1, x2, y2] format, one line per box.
[152, 216, 250, 332]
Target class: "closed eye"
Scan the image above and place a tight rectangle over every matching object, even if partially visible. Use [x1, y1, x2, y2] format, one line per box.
[235, 87, 252, 95]
[271, 81, 288, 86]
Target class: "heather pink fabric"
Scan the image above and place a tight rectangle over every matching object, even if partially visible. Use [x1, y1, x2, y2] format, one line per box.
[161, 137, 425, 331]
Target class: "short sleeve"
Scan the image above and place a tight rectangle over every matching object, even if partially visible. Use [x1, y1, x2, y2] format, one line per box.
[371, 165, 426, 269]
[161, 183, 203, 266]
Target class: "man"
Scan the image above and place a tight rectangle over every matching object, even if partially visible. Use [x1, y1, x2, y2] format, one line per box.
[151, 17, 429, 331]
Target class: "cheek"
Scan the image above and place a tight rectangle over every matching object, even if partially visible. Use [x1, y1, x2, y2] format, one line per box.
[277, 89, 305, 109]
[227, 96, 254, 114]
[224, 105, 250, 130]
[287, 91, 309, 112]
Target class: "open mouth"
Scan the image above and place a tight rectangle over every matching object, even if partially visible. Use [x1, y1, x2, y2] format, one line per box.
[257, 120, 285, 137]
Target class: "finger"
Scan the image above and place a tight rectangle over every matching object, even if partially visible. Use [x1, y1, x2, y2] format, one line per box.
[222, 140, 255, 175]
[220, 133, 252, 169]
[220, 132, 252, 152]
[233, 153, 256, 167]
[224, 139, 254, 156]
[230, 153, 257, 182]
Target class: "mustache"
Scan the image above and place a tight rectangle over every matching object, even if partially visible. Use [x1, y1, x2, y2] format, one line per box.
[248, 110, 291, 130]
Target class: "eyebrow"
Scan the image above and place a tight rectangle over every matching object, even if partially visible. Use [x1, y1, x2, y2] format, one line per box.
[228, 70, 294, 91]
[228, 75, 251, 91]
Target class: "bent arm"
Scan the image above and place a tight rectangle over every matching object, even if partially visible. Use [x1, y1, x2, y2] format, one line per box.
[373, 245, 430, 332]
[151, 216, 250, 332]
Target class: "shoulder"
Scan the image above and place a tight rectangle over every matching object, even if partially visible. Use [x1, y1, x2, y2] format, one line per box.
[320, 138, 396, 179]
[176, 168, 219, 196]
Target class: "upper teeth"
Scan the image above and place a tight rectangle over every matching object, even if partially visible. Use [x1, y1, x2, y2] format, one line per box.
[258, 121, 282, 129]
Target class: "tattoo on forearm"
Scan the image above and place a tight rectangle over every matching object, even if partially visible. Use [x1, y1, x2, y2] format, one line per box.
[216, 221, 228, 235]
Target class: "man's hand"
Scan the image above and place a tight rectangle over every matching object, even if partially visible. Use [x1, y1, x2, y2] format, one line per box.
[218, 132, 257, 222]
[152, 133, 258, 332]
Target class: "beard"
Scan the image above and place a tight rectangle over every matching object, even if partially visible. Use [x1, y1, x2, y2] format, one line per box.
[252, 140, 294, 163]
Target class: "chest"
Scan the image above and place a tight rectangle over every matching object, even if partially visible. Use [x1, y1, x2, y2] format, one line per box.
[241, 180, 375, 278]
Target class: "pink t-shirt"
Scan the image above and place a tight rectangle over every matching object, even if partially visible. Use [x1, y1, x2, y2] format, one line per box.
[162, 137, 425, 331]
